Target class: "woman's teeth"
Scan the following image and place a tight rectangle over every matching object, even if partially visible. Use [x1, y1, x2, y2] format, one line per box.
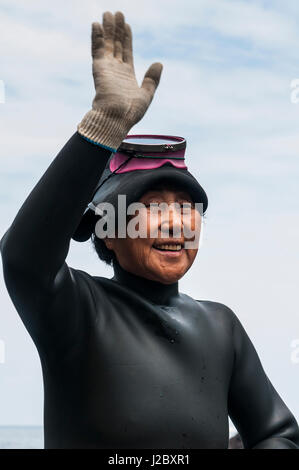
[154, 244, 182, 251]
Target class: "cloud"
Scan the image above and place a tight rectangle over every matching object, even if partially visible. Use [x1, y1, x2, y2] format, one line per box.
[2, 0, 299, 52]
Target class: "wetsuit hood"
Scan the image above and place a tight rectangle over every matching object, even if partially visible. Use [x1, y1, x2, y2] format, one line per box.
[72, 135, 208, 242]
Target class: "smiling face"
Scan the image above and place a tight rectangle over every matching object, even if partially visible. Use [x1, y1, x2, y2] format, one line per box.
[104, 184, 202, 284]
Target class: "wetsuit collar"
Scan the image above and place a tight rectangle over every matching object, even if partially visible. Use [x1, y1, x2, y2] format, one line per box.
[112, 259, 179, 305]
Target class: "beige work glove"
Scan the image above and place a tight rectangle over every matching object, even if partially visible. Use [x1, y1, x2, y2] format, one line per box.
[77, 11, 163, 151]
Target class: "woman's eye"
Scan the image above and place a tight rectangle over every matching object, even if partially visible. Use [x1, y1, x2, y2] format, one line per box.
[180, 201, 194, 208]
[143, 201, 194, 209]
[145, 202, 159, 208]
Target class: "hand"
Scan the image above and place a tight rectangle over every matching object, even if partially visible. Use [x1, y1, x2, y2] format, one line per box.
[78, 11, 163, 151]
[92, 11, 162, 124]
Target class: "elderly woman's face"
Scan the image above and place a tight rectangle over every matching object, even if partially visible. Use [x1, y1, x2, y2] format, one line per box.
[104, 187, 202, 284]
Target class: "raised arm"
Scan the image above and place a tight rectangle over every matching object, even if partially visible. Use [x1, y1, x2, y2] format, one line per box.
[1, 133, 110, 289]
[228, 309, 299, 449]
[0, 11, 163, 353]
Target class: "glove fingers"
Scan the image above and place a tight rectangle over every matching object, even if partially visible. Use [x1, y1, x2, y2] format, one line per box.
[114, 41, 123, 60]
[91, 22, 105, 60]
[114, 11, 125, 61]
[123, 24, 134, 66]
[103, 11, 115, 56]
[141, 62, 163, 99]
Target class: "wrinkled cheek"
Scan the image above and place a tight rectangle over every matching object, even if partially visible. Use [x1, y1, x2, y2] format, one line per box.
[183, 211, 201, 235]
[127, 213, 156, 261]
[187, 248, 199, 263]
[190, 211, 202, 231]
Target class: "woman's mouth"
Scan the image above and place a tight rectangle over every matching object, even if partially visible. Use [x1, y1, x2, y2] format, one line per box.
[152, 243, 184, 256]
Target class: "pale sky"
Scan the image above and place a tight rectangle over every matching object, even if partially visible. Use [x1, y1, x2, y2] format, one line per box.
[0, 0, 299, 427]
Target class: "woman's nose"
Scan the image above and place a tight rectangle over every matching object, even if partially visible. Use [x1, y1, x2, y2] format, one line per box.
[160, 206, 182, 237]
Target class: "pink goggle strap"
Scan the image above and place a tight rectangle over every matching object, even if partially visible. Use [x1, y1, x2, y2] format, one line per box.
[110, 149, 187, 174]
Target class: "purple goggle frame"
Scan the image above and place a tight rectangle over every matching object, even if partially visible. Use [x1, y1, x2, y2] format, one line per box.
[110, 134, 188, 173]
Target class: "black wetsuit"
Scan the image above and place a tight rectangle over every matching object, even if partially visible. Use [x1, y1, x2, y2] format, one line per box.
[1, 132, 299, 449]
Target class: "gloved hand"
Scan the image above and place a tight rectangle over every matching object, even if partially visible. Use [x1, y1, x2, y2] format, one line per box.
[77, 11, 163, 152]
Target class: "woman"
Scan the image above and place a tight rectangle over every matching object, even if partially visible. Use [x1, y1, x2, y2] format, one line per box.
[1, 11, 299, 449]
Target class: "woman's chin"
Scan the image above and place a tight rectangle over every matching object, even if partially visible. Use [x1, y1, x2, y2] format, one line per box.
[149, 265, 186, 284]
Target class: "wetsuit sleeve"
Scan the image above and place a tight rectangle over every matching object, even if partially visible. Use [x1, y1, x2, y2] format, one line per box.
[227, 310, 299, 449]
[0, 132, 111, 358]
